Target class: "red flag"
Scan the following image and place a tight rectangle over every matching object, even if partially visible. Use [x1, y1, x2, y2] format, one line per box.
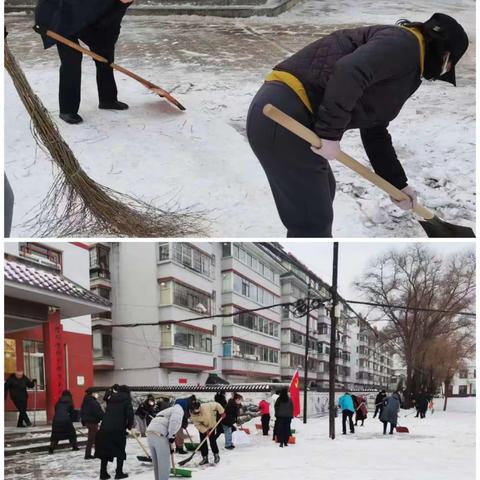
[289, 370, 301, 417]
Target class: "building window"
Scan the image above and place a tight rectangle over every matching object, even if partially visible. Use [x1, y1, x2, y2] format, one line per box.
[90, 245, 110, 270]
[226, 339, 278, 364]
[91, 287, 111, 300]
[172, 282, 211, 314]
[230, 244, 280, 285]
[459, 370, 468, 379]
[230, 272, 280, 312]
[159, 243, 170, 261]
[222, 243, 232, 257]
[172, 243, 213, 278]
[233, 310, 279, 338]
[458, 385, 468, 396]
[23, 340, 45, 390]
[93, 330, 112, 359]
[173, 325, 212, 353]
[4, 339, 17, 376]
[19, 243, 62, 270]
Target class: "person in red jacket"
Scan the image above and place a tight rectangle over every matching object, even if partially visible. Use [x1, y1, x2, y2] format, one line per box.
[258, 398, 271, 436]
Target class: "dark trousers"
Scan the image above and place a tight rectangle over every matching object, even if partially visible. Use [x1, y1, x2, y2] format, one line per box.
[4, 174, 14, 237]
[101, 458, 124, 477]
[85, 423, 99, 457]
[56, 26, 119, 114]
[199, 431, 219, 457]
[247, 81, 336, 238]
[342, 410, 354, 434]
[17, 408, 31, 427]
[272, 419, 278, 440]
[373, 405, 382, 418]
[276, 417, 291, 445]
[50, 436, 78, 451]
[383, 422, 395, 434]
[261, 414, 270, 436]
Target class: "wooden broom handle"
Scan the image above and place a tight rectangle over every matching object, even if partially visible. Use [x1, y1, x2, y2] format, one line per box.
[45, 30, 108, 63]
[263, 104, 434, 221]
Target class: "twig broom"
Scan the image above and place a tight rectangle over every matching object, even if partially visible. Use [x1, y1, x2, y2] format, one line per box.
[4, 41, 208, 237]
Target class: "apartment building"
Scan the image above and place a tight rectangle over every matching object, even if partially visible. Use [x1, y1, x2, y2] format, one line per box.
[90, 242, 395, 390]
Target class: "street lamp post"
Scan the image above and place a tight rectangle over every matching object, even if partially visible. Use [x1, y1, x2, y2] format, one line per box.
[329, 242, 339, 440]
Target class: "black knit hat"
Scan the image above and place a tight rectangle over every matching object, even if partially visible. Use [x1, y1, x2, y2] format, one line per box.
[424, 13, 469, 86]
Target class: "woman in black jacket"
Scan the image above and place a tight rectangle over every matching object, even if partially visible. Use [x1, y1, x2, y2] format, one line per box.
[95, 385, 134, 480]
[222, 394, 243, 449]
[274, 389, 293, 448]
[49, 390, 78, 453]
[135, 394, 156, 437]
[246, 13, 468, 237]
[81, 388, 104, 460]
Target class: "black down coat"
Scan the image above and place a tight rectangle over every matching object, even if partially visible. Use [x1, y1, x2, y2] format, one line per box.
[274, 398, 294, 419]
[274, 25, 424, 188]
[4, 374, 35, 410]
[222, 399, 240, 428]
[95, 391, 134, 461]
[81, 394, 104, 426]
[35, 0, 130, 49]
[51, 394, 77, 442]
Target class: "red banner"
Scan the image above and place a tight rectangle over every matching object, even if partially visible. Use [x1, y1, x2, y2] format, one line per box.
[289, 370, 301, 417]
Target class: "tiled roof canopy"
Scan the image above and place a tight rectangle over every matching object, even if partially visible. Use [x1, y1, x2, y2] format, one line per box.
[5, 258, 111, 307]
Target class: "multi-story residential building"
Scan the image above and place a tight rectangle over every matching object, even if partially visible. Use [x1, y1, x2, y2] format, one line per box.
[220, 242, 285, 383]
[449, 360, 476, 396]
[89, 242, 395, 390]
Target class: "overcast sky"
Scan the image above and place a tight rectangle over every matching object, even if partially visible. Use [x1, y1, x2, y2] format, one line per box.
[280, 241, 475, 301]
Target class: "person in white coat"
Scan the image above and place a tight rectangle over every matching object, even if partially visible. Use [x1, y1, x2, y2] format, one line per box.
[146, 404, 184, 480]
[269, 392, 279, 440]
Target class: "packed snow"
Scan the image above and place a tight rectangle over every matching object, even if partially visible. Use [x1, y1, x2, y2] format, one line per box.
[4, 0, 475, 237]
[4, 397, 475, 480]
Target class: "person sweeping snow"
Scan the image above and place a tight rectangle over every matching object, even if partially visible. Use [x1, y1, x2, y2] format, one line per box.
[146, 403, 184, 480]
[189, 400, 225, 465]
[247, 13, 469, 237]
[380, 392, 401, 435]
[49, 390, 79, 454]
[34, 0, 134, 124]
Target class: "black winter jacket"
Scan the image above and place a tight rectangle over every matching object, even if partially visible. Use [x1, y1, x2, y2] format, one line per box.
[275, 25, 423, 189]
[222, 399, 240, 427]
[375, 392, 387, 406]
[4, 374, 35, 410]
[51, 395, 77, 441]
[95, 391, 134, 461]
[81, 394, 104, 425]
[35, 0, 130, 49]
[274, 398, 294, 419]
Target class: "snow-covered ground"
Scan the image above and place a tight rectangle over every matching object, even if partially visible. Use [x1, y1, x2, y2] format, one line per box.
[4, 397, 476, 479]
[5, 0, 475, 237]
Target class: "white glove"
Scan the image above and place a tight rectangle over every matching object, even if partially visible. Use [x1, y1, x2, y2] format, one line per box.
[390, 185, 417, 211]
[311, 139, 341, 160]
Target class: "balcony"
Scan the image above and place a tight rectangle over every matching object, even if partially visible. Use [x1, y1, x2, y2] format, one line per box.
[90, 268, 111, 288]
[223, 357, 280, 378]
[159, 347, 214, 372]
[91, 311, 112, 326]
[93, 353, 114, 371]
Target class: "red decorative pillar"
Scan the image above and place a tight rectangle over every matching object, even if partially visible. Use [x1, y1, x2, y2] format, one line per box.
[43, 309, 66, 422]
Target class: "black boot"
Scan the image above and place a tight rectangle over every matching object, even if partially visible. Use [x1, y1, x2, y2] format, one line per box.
[100, 459, 110, 480]
[214, 454, 220, 464]
[176, 446, 188, 455]
[115, 459, 128, 479]
[99, 100, 129, 111]
[59, 113, 83, 124]
[199, 456, 209, 466]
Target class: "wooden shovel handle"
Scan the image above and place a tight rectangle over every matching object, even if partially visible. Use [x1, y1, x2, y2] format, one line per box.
[45, 30, 109, 63]
[263, 104, 434, 220]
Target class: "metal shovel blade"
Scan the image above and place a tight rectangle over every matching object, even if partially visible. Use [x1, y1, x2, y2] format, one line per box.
[419, 215, 475, 238]
[149, 87, 186, 111]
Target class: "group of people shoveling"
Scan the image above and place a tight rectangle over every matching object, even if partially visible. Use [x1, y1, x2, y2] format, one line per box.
[338, 389, 434, 436]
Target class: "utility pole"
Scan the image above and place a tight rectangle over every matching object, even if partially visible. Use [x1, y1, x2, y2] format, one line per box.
[329, 243, 339, 440]
[303, 279, 312, 424]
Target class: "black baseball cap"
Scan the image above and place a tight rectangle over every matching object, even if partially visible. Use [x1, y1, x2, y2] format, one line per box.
[424, 13, 469, 86]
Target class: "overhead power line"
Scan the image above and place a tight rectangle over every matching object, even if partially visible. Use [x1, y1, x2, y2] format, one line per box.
[346, 300, 476, 317]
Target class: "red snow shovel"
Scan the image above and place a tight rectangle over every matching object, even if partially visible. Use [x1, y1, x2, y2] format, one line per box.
[395, 425, 409, 433]
[34, 27, 186, 111]
[263, 104, 475, 238]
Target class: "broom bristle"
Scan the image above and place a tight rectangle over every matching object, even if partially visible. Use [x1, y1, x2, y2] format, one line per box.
[5, 42, 208, 237]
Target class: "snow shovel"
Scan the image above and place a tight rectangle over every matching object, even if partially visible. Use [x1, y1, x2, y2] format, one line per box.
[395, 424, 409, 433]
[184, 428, 199, 451]
[263, 104, 475, 238]
[178, 416, 224, 466]
[33, 27, 186, 111]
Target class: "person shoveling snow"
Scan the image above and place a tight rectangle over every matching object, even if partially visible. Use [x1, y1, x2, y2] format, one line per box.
[247, 13, 469, 238]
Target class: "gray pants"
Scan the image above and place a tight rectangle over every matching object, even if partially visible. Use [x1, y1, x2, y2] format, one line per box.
[136, 415, 147, 436]
[247, 81, 336, 237]
[147, 433, 171, 480]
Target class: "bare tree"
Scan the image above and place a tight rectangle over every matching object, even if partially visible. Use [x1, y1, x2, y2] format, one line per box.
[355, 245, 475, 407]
